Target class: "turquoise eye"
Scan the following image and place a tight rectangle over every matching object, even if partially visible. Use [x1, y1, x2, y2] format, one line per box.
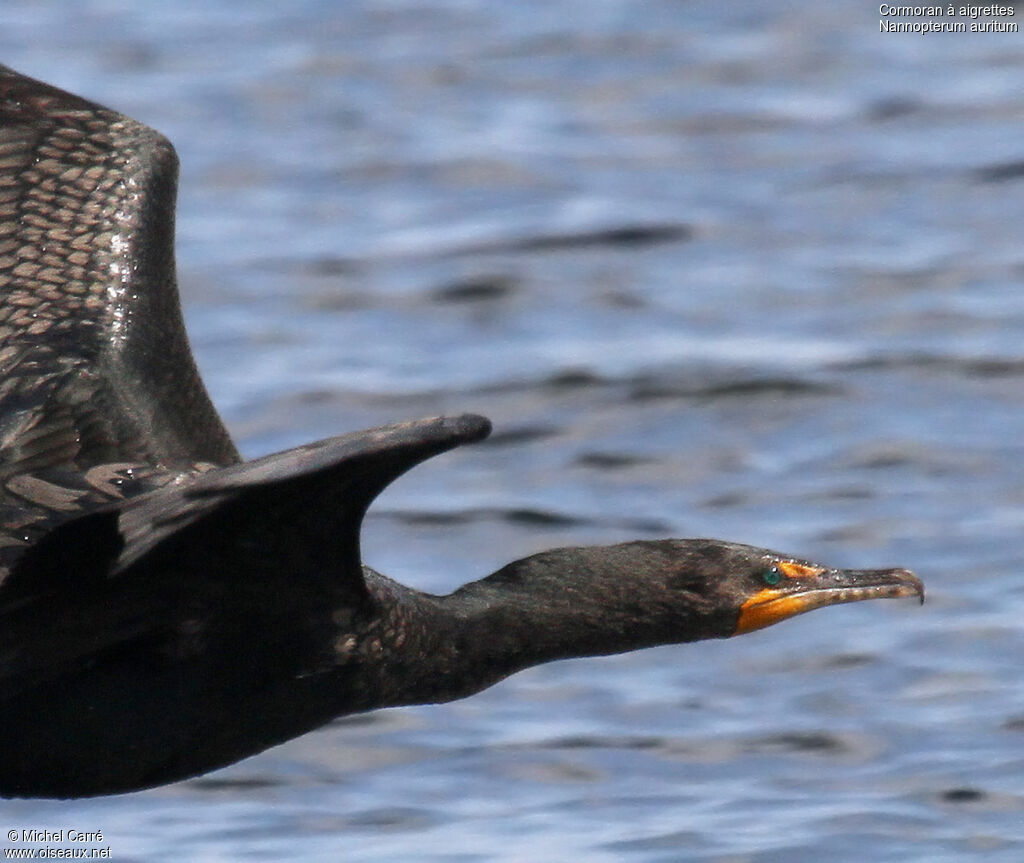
[763, 566, 782, 586]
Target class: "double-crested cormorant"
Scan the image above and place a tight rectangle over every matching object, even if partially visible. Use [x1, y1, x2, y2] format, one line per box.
[0, 65, 923, 799]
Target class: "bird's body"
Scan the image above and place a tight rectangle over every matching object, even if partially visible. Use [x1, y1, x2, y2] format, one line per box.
[0, 65, 922, 799]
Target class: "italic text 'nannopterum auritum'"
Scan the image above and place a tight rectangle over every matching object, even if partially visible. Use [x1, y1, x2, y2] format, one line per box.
[0, 65, 923, 798]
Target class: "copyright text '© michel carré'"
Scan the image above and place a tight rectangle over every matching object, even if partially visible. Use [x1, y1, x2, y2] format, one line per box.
[15, 831, 103, 843]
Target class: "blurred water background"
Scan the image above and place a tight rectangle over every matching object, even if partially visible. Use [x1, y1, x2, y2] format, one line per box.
[2, 1, 1024, 860]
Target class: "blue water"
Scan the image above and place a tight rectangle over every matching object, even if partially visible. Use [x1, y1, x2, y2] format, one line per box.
[3, 1, 1024, 860]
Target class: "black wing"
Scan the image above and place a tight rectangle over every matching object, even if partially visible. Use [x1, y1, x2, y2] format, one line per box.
[112, 413, 492, 583]
[0, 415, 490, 691]
[5, 414, 492, 606]
[0, 64, 238, 477]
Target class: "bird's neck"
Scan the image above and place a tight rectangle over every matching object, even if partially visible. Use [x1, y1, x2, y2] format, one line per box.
[368, 551, 731, 709]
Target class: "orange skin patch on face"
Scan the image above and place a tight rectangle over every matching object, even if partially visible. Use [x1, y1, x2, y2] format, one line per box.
[734, 589, 812, 634]
[776, 561, 825, 579]
[734, 562, 826, 633]
[734, 561, 924, 635]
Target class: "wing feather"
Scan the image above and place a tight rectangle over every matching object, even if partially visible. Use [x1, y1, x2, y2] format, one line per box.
[5, 414, 492, 598]
[0, 415, 491, 691]
[0, 64, 238, 475]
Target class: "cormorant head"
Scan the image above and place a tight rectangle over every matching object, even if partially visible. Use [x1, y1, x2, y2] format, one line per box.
[645, 539, 924, 640]
[469, 539, 922, 656]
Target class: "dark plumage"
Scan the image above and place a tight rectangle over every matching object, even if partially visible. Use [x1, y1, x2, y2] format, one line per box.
[0, 65, 923, 798]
